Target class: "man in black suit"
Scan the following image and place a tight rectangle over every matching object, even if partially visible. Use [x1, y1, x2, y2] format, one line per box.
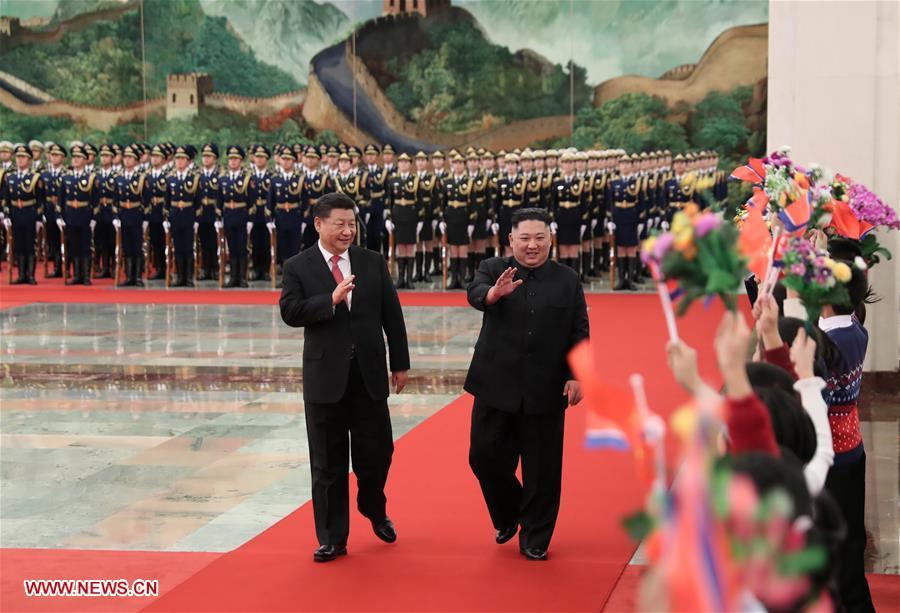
[280, 192, 410, 562]
[465, 207, 589, 561]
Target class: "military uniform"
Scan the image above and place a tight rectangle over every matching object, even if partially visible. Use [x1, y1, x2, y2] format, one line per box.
[59, 145, 100, 284]
[301, 152, 333, 250]
[196, 144, 222, 280]
[413, 155, 440, 281]
[40, 144, 67, 277]
[164, 147, 201, 287]
[333, 158, 367, 248]
[249, 145, 273, 280]
[145, 148, 169, 280]
[495, 162, 525, 248]
[441, 167, 473, 289]
[94, 149, 118, 278]
[3, 146, 45, 284]
[268, 156, 304, 263]
[219, 145, 256, 288]
[112, 146, 150, 286]
[550, 173, 586, 246]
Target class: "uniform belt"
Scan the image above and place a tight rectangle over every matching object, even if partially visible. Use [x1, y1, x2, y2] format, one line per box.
[501, 199, 521, 207]
[66, 201, 90, 209]
[119, 201, 142, 209]
[446, 201, 467, 208]
[224, 201, 247, 209]
[12, 199, 36, 208]
[394, 199, 415, 206]
[201, 198, 217, 206]
[615, 201, 636, 209]
[277, 203, 299, 211]
[368, 191, 384, 198]
[308, 198, 319, 205]
[171, 200, 193, 209]
[558, 200, 579, 209]
[151, 197, 164, 204]
[99, 198, 113, 205]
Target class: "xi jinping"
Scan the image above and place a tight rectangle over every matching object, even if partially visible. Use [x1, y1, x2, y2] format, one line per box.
[465, 207, 589, 561]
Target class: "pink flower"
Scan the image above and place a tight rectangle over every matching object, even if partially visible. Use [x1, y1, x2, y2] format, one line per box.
[693, 213, 721, 237]
[653, 232, 675, 260]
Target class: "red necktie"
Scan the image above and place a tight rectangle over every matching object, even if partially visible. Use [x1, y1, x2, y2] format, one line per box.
[331, 254, 349, 308]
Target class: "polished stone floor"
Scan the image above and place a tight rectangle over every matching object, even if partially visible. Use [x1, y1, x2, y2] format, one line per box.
[0, 301, 896, 575]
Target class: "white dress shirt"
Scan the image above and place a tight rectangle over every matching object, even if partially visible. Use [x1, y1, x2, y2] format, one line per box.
[318, 241, 352, 310]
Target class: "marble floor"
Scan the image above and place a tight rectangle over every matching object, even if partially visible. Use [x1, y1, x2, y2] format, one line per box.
[0, 301, 896, 575]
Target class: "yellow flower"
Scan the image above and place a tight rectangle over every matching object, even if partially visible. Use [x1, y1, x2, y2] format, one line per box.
[823, 257, 835, 268]
[642, 236, 657, 255]
[684, 202, 700, 218]
[833, 262, 851, 283]
[672, 212, 692, 234]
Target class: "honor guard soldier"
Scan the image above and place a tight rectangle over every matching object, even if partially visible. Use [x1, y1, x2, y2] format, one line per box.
[381, 144, 397, 177]
[219, 145, 256, 288]
[249, 144, 273, 281]
[83, 143, 98, 173]
[429, 150, 447, 275]
[268, 146, 303, 281]
[146, 145, 169, 280]
[29, 140, 46, 172]
[384, 153, 420, 289]
[112, 145, 150, 286]
[587, 151, 609, 276]
[348, 146, 361, 174]
[609, 154, 640, 291]
[575, 151, 595, 279]
[333, 152, 366, 248]
[2, 145, 46, 284]
[466, 151, 491, 282]
[41, 143, 67, 278]
[520, 150, 542, 209]
[0, 152, 7, 271]
[300, 148, 333, 250]
[495, 153, 525, 257]
[58, 144, 100, 285]
[413, 151, 439, 282]
[361, 144, 388, 254]
[0, 141, 13, 171]
[664, 154, 695, 224]
[95, 145, 118, 278]
[441, 153, 474, 289]
[197, 143, 222, 281]
[164, 145, 200, 287]
[325, 146, 340, 177]
[550, 152, 587, 279]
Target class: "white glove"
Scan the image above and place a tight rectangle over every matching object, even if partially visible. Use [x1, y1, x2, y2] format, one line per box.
[365, 213, 371, 225]
[591, 219, 598, 230]
[90, 220, 97, 231]
[550, 222, 558, 235]
[637, 223, 644, 235]
[416, 221, 424, 237]
[36, 220, 44, 232]
[214, 220, 223, 230]
[485, 219, 492, 232]
[112, 219, 121, 229]
[193, 222, 199, 232]
[246, 222, 253, 234]
[661, 221, 670, 231]
[354, 206, 360, 215]
[2, 218, 10, 230]
[163, 221, 171, 232]
[266, 221, 275, 231]
[0, 212, 5, 221]
[301, 222, 307, 235]
[467, 224, 474, 238]
[385, 219, 394, 234]
[607, 222, 616, 233]
[580, 224, 587, 238]
[431, 219, 438, 231]
[491, 222, 499, 235]
[142, 221, 149, 232]
[439, 221, 447, 234]
[653, 216, 661, 228]
[57, 218, 66, 229]
[383, 209, 389, 220]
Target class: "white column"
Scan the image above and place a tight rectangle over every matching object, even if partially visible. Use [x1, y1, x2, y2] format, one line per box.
[768, 0, 899, 371]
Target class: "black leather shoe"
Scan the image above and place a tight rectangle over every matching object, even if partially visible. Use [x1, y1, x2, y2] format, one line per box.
[520, 548, 548, 561]
[313, 545, 347, 562]
[372, 517, 397, 543]
[496, 524, 518, 544]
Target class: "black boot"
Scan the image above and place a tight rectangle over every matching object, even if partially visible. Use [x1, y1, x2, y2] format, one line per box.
[396, 258, 407, 289]
[575, 254, 586, 283]
[448, 258, 462, 290]
[583, 251, 593, 278]
[174, 257, 186, 287]
[414, 251, 424, 282]
[99, 253, 112, 278]
[614, 257, 629, 291]
[48, 254, 63, 278]
[227, 257, 239, 288]
[121, 258, 136, 286]
[406, 257, 415, 287]
[81, 257, 92, 285]
[592, 249, 602, 277]
[422, 251, 433, 283]
[135, 257, 145, 287]
[431, 247, 441, 274]
[26, 255, 37, 285]
[465, 253, 475, 283]
[12, 256, 27, 284]
[238, 258, 249, 288]
[632, 257, 646, 284]
[485, 246, 495, 258]
[186, 258, 195, 287]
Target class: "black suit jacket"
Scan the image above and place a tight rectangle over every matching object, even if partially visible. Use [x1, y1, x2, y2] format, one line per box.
[464, 256, 590, 414]
[280, 245, 410, 404]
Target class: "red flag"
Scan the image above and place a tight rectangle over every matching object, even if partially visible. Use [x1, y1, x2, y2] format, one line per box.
[730, 158, 767, 184]
[738, 204, 772, 280]
[827, 199, 874, 239]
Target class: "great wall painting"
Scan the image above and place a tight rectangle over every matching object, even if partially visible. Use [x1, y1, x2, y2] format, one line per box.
[1, 0, 768, 166]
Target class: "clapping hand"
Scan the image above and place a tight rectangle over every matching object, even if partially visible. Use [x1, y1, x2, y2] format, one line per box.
[485, 266, 522, 304]
[332, 274, 355, 306]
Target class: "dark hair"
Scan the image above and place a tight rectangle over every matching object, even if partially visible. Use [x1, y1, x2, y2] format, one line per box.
[753, 387, 817, 465]
[831, 261, 867, 315]
[778, 317, 843, 377]
[746, 362, 797, 397]
[827, 237, 863, 261]
[312, 192, 355, 219]
[511, 207, 550, 227]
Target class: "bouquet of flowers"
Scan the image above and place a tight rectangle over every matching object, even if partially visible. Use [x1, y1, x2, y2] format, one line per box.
[823, 174, 899, 266]
[779, 237, 852, 322]
[642, 204, 747, 315]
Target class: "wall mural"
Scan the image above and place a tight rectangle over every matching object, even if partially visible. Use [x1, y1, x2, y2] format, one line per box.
[1, 0, 768, 166]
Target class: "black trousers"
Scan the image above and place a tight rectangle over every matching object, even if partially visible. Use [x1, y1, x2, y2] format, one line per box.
[824, 452, 874, 613]
[469, 399, 565, 551]
[304, 357, 393, 547]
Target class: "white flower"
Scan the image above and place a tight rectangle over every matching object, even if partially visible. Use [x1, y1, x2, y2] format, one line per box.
[853, 256, 868, 270]
[778, 145, 792, 155]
